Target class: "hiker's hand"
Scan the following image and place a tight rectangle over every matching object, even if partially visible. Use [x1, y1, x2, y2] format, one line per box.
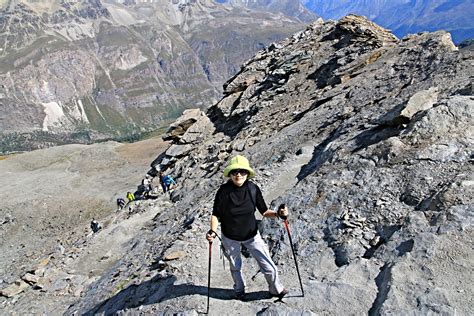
[206, 230, 216, 242]
[277, 204, 288, 220]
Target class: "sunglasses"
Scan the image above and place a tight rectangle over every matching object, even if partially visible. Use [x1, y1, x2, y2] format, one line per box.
[230, 169, 249, 176]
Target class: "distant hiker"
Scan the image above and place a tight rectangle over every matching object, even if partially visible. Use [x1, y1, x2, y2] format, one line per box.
[90, 219, 102, 233]
[142, 175, 152, 189]
[126, 191, 135, 202]
[206, 155, 289, 300]
[159, 171, 177, 193]
[116, 198, 126, 210]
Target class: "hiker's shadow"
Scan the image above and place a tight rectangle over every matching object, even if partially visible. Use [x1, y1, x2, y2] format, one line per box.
[83, 274, 272, 315]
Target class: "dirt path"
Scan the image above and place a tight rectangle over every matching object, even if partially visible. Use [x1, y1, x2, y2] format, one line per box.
[263, 142, 315, 203]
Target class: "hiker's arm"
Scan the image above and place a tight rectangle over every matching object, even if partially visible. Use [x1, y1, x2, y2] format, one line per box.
[210, 215, 218, 232]
[262, 205, 288, 219]
[262, 210, 279, 218]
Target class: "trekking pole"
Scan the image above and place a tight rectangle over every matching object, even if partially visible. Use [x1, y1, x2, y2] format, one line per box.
[207, 239, 212, 314]
[279, 204, 304, 297]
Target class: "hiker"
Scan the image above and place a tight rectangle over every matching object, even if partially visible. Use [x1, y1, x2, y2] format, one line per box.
[142, 175, 152, 190]
[206, 155, 289, 300]
[126, 191, 135, 202]
[90, 219, 102, 233]
[159, 171, 177, 193]
[116, 198, 126, 210]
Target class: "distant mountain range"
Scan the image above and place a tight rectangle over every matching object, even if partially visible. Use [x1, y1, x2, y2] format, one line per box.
[301, 0, 474, 43]
[216, 0, 317, 22]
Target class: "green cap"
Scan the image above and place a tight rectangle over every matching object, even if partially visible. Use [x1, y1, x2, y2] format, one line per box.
[223, 155, 255, 178]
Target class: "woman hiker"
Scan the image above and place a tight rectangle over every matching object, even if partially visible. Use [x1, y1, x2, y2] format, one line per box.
[206, 155, 289, 300]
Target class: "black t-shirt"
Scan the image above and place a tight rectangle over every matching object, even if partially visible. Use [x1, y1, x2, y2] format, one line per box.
[212, 180, 268, 241]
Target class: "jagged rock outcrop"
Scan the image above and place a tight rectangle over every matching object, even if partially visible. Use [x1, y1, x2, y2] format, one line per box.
[302, 0, 474, 44]
[0, 0, 305, 153]
[2, 15, 472, 315]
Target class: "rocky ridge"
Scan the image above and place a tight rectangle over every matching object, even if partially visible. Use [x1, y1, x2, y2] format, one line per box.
[302, 0, 474, 44]
[1, 15, 472, 315]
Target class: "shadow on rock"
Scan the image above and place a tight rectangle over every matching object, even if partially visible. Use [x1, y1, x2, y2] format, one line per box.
[83, 275, 271, 315]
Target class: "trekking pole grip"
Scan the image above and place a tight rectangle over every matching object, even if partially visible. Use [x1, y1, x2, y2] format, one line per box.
[278, 203, 288, 220]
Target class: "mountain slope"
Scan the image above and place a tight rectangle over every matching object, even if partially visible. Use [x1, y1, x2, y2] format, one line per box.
[1, 15, 472, 315]
[218, 0, 318, 23]
[302, 0, 474, 43]
[0, 0, 305, 153]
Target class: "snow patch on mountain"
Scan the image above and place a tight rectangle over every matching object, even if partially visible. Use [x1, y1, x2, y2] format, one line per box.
[41, 101, 65, 131]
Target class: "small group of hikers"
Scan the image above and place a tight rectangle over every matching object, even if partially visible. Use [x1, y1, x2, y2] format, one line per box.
[206, 155, 291, 301]
[116, 170, 177, 210]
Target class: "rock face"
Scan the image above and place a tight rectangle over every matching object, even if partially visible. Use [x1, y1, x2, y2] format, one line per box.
[2, 15, 472, 315]
[0, 0, 305, 153]
[302, 0, 474, 44]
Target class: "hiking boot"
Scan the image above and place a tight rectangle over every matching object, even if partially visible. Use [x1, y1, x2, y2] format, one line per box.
[271, 288, 289, 299]
[235, 291, 245, 300]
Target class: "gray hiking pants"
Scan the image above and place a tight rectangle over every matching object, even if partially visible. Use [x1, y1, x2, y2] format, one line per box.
[221, 232, 284, 295]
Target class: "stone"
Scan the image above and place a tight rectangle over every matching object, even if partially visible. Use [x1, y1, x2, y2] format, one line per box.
[215, 92, 243, 118]
[378, 87, 439, 126]
[163, 109, 202, 141]
[165, 144, 193, 158]
[232, 139, 246, 151]
[224, 69, 266, 95]
[180, 113, 215, 144]
[38, 257, 51, 267]
[363, 231, 376, 241]
[21, 273, 39, 285]
[0, 280, 29, 298]
[164, 251, 186, 261]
